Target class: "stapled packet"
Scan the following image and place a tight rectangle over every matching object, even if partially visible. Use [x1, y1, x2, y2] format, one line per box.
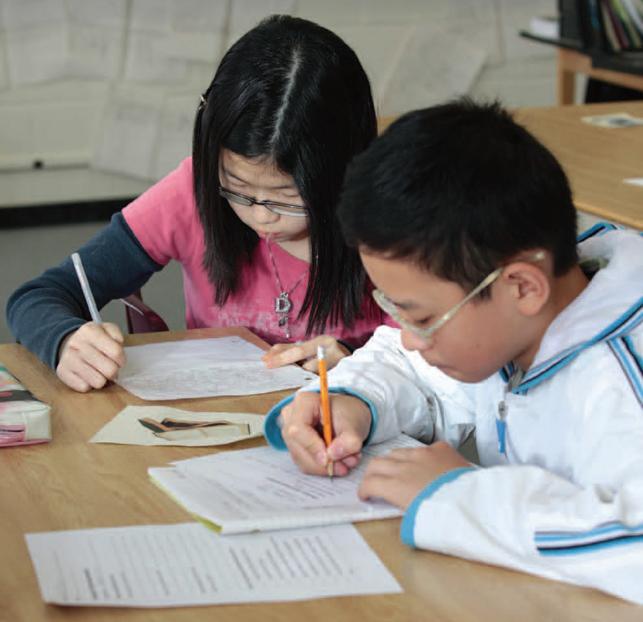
[0, 363, 51, 447]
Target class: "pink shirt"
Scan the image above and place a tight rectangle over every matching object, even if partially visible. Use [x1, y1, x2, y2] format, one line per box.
[123, 158, 383, 347]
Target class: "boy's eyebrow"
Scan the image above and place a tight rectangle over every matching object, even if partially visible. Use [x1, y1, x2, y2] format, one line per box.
[221, 166, 297, 191]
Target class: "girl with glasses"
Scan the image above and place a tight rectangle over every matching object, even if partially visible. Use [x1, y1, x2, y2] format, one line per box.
[7, 15, 383, 392]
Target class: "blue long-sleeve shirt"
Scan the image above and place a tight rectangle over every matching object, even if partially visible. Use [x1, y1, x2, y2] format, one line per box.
[6, 213, 162, 368]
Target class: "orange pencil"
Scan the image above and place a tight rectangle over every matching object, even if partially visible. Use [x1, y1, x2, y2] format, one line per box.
[317, 345, 334, 478]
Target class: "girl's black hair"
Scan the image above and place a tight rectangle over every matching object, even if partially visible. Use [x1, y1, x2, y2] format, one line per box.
[193, 15, 378, 334]
[339, 98, 578, 296]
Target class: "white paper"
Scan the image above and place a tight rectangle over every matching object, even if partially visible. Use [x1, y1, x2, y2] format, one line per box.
[169, 0, 227, 33]
[125, 0, 209, 82]
[378, 25, 487, 116]
[90, 405, 265, 446]
[2, 0, 66, 29]
[65, 0, 128, 27]
[149, 435, 424, 533]
[528, 16, 559, 40]
[67, 26, 125, 80]
[228, 0, 296, 45]
[624, 177, 643, 187]
[65, 0, 128, 81]
[1, 0, 68, 85]
[26, 522, 402, 607]
[581, 113, 643, 128]
[165, 0, 227, 62]
[438, 3, 500, 65]
[334, 24, 414, 110]
[165, 31, 225, 63]
[152, 94, 197, 180]
[116, 337, 316, 400]
[5, 26, 68, 85]
[129, 0, 172, 31]
[0, 34, 8, 91]
[124, 32, 187, 83]
[91, 91, 162, 179]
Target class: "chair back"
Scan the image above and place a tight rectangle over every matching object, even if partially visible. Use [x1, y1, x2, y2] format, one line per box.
[121, 290, 169, 334]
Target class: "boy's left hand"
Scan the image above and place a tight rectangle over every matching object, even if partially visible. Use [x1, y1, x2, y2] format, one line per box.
[358, 441, 471, 510]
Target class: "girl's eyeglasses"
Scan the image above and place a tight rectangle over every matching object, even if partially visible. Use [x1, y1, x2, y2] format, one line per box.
[372, 251, 545, 343]
[218, 186, 308, 217]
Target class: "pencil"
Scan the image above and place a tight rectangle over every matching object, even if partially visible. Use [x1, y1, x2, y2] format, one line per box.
[317, 345, 334, 478]
[71, 252, 102, 324]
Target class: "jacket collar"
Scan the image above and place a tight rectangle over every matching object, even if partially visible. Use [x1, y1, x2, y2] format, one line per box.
[500, 225, 643, 393]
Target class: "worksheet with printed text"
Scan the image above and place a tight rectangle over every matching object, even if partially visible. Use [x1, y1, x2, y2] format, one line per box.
[26, 522, 402, 607]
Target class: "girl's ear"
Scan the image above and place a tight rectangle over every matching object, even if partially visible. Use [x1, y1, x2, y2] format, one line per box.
[500, 259, 550, 317]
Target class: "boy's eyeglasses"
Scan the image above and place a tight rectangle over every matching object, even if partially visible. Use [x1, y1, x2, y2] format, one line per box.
[218, 186, 308, 217]
[372, 251, 545, 343]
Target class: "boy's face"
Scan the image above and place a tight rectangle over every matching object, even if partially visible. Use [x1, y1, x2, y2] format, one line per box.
[360, 249, 523, 383]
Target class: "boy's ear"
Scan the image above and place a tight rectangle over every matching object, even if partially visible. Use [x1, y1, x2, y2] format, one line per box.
[501, 260, 550, 316]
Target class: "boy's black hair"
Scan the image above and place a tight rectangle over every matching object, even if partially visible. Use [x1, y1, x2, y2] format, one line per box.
[193, 15, 378, 334]
[338, 98, 578, 295]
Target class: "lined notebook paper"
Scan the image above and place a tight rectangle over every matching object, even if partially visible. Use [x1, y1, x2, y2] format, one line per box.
[149, 435, 424, 534]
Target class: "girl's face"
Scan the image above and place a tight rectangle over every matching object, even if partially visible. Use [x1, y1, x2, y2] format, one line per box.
[219, 149, 310, 245]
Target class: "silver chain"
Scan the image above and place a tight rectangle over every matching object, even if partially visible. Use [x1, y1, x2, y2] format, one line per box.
[266, 240, 307, 339]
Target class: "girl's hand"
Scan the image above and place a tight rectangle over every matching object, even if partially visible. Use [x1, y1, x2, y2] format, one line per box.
[262, 335, 350, 372]
[56, 322, 126, 392]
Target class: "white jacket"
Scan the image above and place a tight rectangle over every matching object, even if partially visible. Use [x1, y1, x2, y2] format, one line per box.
[265, 225, 643, 604]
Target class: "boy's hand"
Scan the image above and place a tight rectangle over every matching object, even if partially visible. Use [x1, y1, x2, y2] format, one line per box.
[280, 391, 371, 476]
[56, 322, 126, 392]
[358, 442, 471, 509]
[262, 335, 350, 372]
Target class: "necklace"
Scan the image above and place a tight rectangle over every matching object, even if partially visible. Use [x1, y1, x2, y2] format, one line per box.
[266, 240, 308, 339]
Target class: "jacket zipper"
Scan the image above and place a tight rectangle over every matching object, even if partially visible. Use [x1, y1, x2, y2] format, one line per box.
[496, 399, 508, 455]
[496, 368, 524, 456]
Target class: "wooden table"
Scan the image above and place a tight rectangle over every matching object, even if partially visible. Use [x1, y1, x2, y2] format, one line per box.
[381, 101, 642, 230]
[556, 48, 643, 106]
[2, 327, 642, 621]
[514, 101, 643, 230]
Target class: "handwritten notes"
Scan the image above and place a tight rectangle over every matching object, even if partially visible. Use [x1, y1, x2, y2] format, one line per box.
[149, 435, 424, 533]
[115, 337, 315, 400]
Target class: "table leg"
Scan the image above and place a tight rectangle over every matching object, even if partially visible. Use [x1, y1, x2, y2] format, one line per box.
[557, 49, 576, 105]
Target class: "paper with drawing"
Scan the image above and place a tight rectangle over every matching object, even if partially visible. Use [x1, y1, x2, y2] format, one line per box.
[115, 337, 316, 400]
[90, 406, 264, 446]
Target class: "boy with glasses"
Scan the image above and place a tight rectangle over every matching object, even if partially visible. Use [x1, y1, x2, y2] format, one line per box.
[264, 99, 643, 604]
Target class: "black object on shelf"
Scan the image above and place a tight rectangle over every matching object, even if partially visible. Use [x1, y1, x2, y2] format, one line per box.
[584, 77, 643, 102]
[520, 0, 643, 100]
[560, 0, 582, 41]
[518, 30, 583, 51]
[592, 50, 643, 76]
[0, 198, 135, 229]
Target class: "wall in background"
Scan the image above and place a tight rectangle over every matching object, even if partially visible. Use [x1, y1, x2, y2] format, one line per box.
[2, 0, 582, 345]
[0, 0, 562, 184]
